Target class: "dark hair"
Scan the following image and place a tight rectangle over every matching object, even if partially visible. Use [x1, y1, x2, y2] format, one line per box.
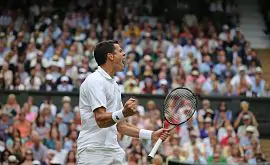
[94, 40, 118, 66]
[0, 149, 11, 162]
[36, 113, 46, 127]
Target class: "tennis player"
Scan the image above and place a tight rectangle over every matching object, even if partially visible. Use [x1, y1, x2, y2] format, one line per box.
[77, 40, 170, 164]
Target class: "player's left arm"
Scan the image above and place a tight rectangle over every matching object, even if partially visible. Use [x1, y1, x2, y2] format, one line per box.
[116, 121, 170, 142]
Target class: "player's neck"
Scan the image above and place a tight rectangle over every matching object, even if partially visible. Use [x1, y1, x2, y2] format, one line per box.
[100, 65, 115, 78]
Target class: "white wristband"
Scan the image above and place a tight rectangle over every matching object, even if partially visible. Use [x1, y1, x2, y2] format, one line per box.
[112, 110, 125, 123]
[139, 129, 153, 140]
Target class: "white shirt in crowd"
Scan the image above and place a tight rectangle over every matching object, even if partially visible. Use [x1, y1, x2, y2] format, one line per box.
[231, 74, 252, 87]
[57, 83, 73, 92]
[24, 76, 42, 90]
[77, 66, 123, 152]
[167, 44, 184, 59]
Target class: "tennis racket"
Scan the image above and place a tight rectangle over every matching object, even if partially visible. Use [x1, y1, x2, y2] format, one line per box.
[148, 87, 197, 158]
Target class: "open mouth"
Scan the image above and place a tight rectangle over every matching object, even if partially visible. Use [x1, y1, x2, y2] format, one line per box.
[122, 59, 125, 65]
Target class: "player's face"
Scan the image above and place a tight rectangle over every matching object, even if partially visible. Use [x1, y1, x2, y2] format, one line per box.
[113, 44, 126, 72]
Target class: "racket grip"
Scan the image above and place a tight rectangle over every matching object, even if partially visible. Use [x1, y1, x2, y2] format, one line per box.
[148, 138, 163, 158]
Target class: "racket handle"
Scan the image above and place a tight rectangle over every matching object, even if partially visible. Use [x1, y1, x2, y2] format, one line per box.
[148, 138, 163, 158]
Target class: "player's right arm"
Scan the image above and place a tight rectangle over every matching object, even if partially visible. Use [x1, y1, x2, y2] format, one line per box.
[94, 98, 137, 128]
[84, 78, 137, 128]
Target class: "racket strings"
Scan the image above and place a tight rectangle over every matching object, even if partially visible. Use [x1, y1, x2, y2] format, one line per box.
[164, 88, 196, 125]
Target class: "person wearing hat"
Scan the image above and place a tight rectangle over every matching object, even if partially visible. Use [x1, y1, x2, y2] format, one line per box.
[123, 78, 141, 94]
[65, 56, 79, 82]
[237, 114, 259, 138]
[57, 76, 73, 92]
[8, 155, 19, 165]
[40, 74, 57, 91]
[155, 79, 169, 95]
[240, 125, 259, 151]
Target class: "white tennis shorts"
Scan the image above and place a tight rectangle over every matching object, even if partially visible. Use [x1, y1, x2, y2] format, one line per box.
[77, 147, 126, 165]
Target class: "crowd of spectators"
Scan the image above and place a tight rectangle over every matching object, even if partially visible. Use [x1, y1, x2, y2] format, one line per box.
[0, 0, 269, 164]
[0, 94, 267, 164]
[0, 0, 268, 97]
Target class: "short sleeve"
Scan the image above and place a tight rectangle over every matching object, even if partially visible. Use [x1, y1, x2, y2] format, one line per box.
[87, 80, 107, 111]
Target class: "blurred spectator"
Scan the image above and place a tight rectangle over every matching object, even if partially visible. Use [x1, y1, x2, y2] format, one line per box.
[237, 114, 259, 138]
[183, 130, 207, 164]
[40, 74, 57, 91]
[3, 94, 20, 118]
[0, 61, 13, 89]
[220, 125, 239, 147]
[207, 146, 227, 165]
[0, 149, 11, 165]
[65, 150, 76, 165]
[28, 131, 48, 162]
[214, 102, 233, 128]
[32, 113, 50, 140]
[21, 149, 35, 165]
[240, 126, 259, 152]
[7, 155, 19, 165]
[197, 99, 211, 119]
[57, 76, 73, 92]
[226, 146, 244, 164]
[234, 101, 258, 129]
[13, 111, 31, 140]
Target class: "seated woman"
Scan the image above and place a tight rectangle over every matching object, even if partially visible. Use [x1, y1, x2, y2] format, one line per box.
[213, 102, 232, 129]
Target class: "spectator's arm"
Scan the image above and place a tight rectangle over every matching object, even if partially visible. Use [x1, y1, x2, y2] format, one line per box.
[249, 111, 259, 127]
[239, 145, 244, 157]
[234, 112, 244, 128]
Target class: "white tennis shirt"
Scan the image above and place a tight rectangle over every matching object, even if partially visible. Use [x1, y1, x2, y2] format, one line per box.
[77, 66, 124, 152]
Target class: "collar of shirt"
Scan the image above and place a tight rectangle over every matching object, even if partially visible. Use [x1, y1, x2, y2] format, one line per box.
[97, 66, 114, 80]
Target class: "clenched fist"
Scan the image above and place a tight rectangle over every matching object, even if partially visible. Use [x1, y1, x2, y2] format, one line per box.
[122, 98, 137, 117]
